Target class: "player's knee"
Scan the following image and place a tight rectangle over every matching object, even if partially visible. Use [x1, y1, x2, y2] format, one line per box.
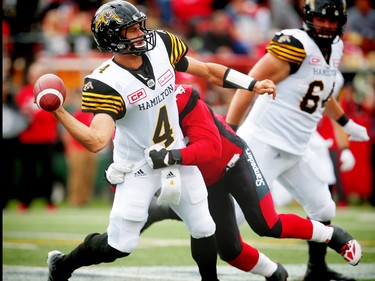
[319, 201, 336, 221]
[189, 215, 216, 239]
[252, 221, 282, 238]
[112, 233, 140, 254]
[83, 233, 129, 263]
[101, 244, 129, 262]
[309, 200, 336, 221]
[183, 201, 216, 238]
[218, 244, 242, 261]
[107, 219, 143, 253]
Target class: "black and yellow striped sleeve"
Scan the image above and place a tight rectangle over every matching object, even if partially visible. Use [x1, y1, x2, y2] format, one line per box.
[157, 30, 189, 68]
[266, 32, 306, 73]
[81, 78, 126, 120]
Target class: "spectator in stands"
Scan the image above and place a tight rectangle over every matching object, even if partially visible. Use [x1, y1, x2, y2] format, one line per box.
[67, 2, 97, 54]
[338, 72, 374, 204]
[358, 72, 375, 206]
[40, 1, 72, 55]
[200, 10, 249, 55]
[3, 0, 42, 87]
[14, 62, 59, 212]
[346, 0, 375, 56]
[154, 0, 174, 27]
[2, 79, 29, 210]
[224, 0, 272, 54]
[268, 0, 303, 30]
[61, 90, 98, 207]
[171, 0, 214, 38]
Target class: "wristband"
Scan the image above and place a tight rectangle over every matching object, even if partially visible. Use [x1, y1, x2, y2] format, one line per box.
[169, 150, 182, 165]
[223, 68, 257, 91]
[227, 123, 238, 132]
[336, 114, 349, 126]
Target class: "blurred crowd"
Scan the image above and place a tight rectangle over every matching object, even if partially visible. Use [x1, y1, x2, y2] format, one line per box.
[2, 0, 375, 211]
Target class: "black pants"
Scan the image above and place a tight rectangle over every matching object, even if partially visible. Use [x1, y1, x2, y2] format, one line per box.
[207, 148, 282, 261]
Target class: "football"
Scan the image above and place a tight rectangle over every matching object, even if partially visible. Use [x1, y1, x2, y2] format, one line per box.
[34, 73, 66, 111]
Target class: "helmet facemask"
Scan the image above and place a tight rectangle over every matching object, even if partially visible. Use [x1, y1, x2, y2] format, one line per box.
[119, 22, 156, 56]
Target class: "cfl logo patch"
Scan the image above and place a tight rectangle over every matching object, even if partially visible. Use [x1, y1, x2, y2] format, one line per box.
[128, 89, 147, 104]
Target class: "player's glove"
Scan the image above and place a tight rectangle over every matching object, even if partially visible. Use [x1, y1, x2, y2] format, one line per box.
[340, 148, 356, 172]
[145, 144, 182, 169]
[104, 162, 134, 185]
[343, 119, 369, 141]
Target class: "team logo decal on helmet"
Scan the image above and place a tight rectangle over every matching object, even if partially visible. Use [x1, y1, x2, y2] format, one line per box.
[94, 8, 123, 32]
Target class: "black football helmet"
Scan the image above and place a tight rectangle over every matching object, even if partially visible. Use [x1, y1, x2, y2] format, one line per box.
[91, 0, 156, 55]
[303, 0, 347, 45]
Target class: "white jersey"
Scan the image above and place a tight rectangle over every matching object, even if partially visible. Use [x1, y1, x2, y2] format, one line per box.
[238, 29, 344, 155]
[81, 31, 188, 165]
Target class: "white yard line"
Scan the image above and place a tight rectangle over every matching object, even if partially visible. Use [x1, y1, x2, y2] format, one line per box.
[3, 264, 375, 281]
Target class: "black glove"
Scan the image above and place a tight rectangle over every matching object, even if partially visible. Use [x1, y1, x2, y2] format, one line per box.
[149, 149, 182, 169]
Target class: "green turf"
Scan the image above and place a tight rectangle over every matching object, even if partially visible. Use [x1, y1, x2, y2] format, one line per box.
[3, 199, 375, 280]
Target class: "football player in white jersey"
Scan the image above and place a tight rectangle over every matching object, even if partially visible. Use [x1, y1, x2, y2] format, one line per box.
[226, 1, 369, 281]
[268, 71, 356, 207]
[45, 1, 276, 281]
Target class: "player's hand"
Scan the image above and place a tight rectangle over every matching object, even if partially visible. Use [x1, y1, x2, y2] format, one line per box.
[340, 148, 356, 172]
[343, 119, 369, 141]
[253, 79, 276, 99]
[145, 144, 169, 169]
[145, 144, 180, 169]
[104, 162, 134, 184]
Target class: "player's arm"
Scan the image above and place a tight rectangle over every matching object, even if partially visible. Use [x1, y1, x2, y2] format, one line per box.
[185, 55, 276, 97]
[178, 96, 222, 165]
[158, 30, 275, 99]
[324, 94, 346, 121]
[53, 77, 123, 153]
[226, 32, 303, 129]
[324, 97, 369, 141]
[53, 108, 114, 153]
[226, 54, 289, 130]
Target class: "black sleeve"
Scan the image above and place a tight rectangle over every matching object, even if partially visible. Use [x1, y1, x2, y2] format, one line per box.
[156, 30, 189, 70]
[265, 31, 306, 74]
[81, 77, 126, 121]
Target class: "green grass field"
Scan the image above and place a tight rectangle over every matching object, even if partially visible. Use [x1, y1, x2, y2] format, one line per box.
[3, 199, 375, 280]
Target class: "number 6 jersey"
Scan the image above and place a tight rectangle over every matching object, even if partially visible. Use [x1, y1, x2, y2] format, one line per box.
[238, 28, 344, 155]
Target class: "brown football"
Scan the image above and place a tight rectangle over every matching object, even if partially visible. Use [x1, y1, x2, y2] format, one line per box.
[34, 73, 66, 111]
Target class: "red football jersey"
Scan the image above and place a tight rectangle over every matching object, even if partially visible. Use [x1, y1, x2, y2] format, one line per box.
[176, 85, 244, 186]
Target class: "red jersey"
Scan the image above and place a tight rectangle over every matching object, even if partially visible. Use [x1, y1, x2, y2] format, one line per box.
[176, 85, 244, 186]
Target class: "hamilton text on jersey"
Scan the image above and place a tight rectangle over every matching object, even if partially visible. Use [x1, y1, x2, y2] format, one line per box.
[313, 68, 337, 76]
[138, 84, 174, 111]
